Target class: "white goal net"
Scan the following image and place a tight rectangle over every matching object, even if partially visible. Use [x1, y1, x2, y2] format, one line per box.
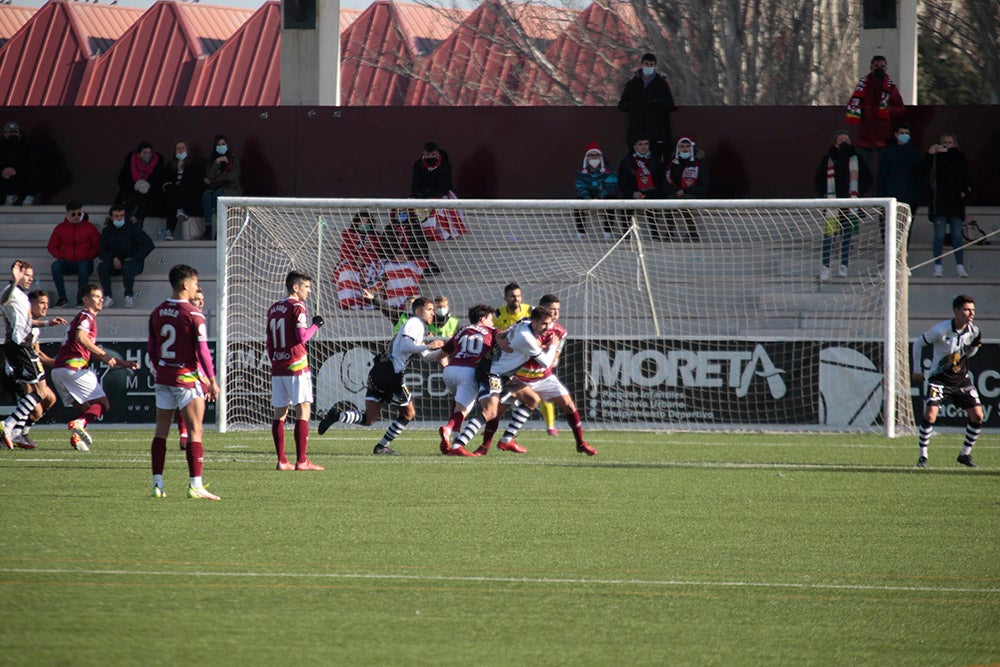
[216, 197, 914, 436]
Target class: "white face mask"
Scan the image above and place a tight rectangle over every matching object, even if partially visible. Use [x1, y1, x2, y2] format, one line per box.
[434, 307, 449, 318]
[678, 151, 692, 160]
[588, 158, 601, 169]
[642, 66, 655, 77]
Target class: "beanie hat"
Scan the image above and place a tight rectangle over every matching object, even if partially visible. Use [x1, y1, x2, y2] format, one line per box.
[582, 142, 605, 171]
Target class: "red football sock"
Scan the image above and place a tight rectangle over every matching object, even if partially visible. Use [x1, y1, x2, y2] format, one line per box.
[186, 441, 204, 478]
[272, 419, 287, 463]
[176, 412, 188, 436]
[482, 417, 499, 445]
[566, 409, 585, 446]
[447, 410, 465, 431]
[80, 402, 105, 426]
[294, 419, 309, 463]
[151, 437, 167, 475]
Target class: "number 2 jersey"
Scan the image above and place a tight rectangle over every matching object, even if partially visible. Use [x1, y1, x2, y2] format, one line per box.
[267, 296, 314, 376]
[53, 308, 98, 370]
[148, 299, 213, 388]
[912, 318, 982, 387]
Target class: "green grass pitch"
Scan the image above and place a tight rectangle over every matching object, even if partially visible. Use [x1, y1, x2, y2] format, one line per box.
[1, 427, 997, 665]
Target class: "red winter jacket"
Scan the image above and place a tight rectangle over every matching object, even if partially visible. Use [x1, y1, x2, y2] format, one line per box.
[47, 218, 100, 262]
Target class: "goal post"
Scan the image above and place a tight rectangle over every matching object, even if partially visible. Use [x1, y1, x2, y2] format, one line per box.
[216, 197, 914, 436]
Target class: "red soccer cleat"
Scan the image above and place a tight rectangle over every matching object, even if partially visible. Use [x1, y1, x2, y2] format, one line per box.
[576, 442, 598, 456]
[472, 445, 489, 456]
[446, 445, 476, 457]
[438, 426, 452, 455]
[295, 458, 325, 471]
[498, 440, 527, 454]
[546, 427, 559, 437]
[276, 460, 295, 471]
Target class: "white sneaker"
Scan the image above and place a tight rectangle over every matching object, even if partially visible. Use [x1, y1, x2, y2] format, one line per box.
[164, 230, 174, 241]
[603, 231, 612, 240]
[177, 209, 189, 223]
[124, 296, 134, 308]
[22, 195, 34, 205]
[956, 264, 968, 278]
[103, 296, 114, 308]
[933, 264, 943, 278]
[838, 264, 848, 278]
[3, 194, 16, 205]
[820, 266, 831, 281]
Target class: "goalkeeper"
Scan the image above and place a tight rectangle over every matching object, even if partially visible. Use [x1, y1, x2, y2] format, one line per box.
[911, 294, 983, 468]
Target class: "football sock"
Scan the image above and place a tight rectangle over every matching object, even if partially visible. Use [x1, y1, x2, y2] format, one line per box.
[186, 441, 204, 478]
[153, 474, 164, 487]
[500, 405, 531, 443]
[565, 409, 585, 446]
[294, 419, 309, 462]
[8, 394, 38, 430]
[272, 419, 287, 462]
[446, 410, 465, 431]
[539, 400, 556, 429]
[191, 475, 203, 488]
[482, 417, 500, 446]
[80, 402, 105, 425]
[919, 445, 928, 459]
[918, 419, 934, 449]
[176, 412, 188, 436]
[151, 437, 167, 476]
[340, 409, 363, 425]
[963, 420, 982, 454]
[378, 417, 410, 447]
[454, 416, 483, 448]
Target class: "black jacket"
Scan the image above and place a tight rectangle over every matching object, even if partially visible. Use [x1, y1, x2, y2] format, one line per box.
[925, 148, 971, 219]
[813, 144, 873, 198]
[618, 71, 677, 145]
[411, 150, 453, 198]
[98, 221, 155, 263]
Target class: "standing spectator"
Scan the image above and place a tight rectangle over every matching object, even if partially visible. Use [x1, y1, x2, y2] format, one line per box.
[876, 123, 923, 242]
[665, 136, 709, 242]
[201, 134, 242, 240]
[96, 203, 154, 309]
[845, 55, 905, 168]
[618, 136, 667, 240]
[410, 141, 453, 199]
[573, 142, 619, 239]
[428, 295, 460, 338]
[161, 139, 204, 241]
[925, 132, 972, 278]
[0, 121, 37, 206]
[617, 53, 677, 164]
[814, 130, 873, 281]
[116, 141, 165, 225]
[47, 201, 99, 307]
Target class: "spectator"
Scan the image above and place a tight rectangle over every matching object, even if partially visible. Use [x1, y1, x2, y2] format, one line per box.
[876, 123, 922, 242]
[202, 134, 242, 240]
[429, 295, 460, 338]
[925, 132, 972, 278]
[846, 55, 905, 168]
[46, 201, 99, 307]
[334, 211, 383, 310]
[161, 139, 204, 241]
[96, 203, 154, 308]
[617, 53, 677, 164]
[573, 142, 619, 240]
[618, 136, 667, 240]
[410, 141, 453, 199]
[0, 121, 37, 206]
[814, 130, 873, 281]
[383, 208, 441, 275]
[116, 141, 165, 226]
[665, 136, 709, 242]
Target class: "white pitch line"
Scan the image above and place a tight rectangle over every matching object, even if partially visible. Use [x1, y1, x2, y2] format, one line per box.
[0, 567, 996, 595]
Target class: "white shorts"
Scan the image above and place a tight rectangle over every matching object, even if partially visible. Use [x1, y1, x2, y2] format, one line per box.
[522, 374, 569, 402]
[51, 366, 106, 407]
[155, 384, 204, 411]
[271, 372, 313, 408]
[443, 365, 477, 410]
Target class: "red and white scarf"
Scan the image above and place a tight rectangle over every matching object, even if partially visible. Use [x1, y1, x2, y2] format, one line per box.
[846, 72, 895, 123]
[632, 154, 653, 191]
[826, 155, 859, 198]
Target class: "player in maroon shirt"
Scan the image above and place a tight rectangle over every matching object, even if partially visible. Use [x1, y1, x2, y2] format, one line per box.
[147, 264, 220, 500]
[267, 271, 325, 471]
[438, 303, 496, 456]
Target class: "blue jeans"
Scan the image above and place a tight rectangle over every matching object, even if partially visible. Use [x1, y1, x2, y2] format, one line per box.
[202, 188, 223, 237]
[931, 215, 964, 266]
[98, 258, 144, 298]
[50, 258, 94, 303]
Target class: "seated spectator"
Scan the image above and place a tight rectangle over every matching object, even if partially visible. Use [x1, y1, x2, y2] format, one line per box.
[573, 142, 619, 239]
[334, 211, 383, 310]
[0, 121, 38, 206]
[383, 208, 440, 275]
[410, 141, 466, 241]
[618, 136, 667, 240]
[116, 141, 165, 225]
[814, 130, 872, 281]
[97, 203, 155, 308]
[664, 136, 708, 242]
[46, 201, 99, 307]
[876, 123, 922, 242]
[161, 139, 204, 241]
[202, 134, 242, 240]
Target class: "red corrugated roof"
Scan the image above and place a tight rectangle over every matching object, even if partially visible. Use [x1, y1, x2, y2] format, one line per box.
[0, 5, 35, 45]
[186, 1, 280, 106]
[340, 2, 414, 106]
[339, 8, 362, 32]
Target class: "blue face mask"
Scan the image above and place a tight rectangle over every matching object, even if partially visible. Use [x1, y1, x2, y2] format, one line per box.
[216, 145, 228, 155]
[678, 151, 693, 160]
[897, 134, 910, 145]
[642, 66, 655, 77]
[398, 211, 408, 222]
[175, 152, 187, 161]
[112, 219, 125, 228]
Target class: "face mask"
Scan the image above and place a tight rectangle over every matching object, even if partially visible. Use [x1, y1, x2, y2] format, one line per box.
[897, 134, 910, 145]
[635, 150, 650, 158]
[435, 308, 449, 319]
[423, 156, 440, 169]
[588, 158, 601, 169]
[140, 153, 152, 163]
[176, 152, 187, 161]
[112, 219, 125, 228]
[215, 145, 228, 155]
[642, 67, 655, 77]
[678, 151, 692, 160]
[397, 211, 408, 222]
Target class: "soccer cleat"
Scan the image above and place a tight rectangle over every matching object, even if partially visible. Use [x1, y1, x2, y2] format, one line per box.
[957, 454, 977, 468]
[0, 422, 14, 449]
[68, 419, 93, 449]
[69, 433, 89, 452]
[956, 264, 968, 278]
[498, 440, 527, 453]
[12, 433, 37, 449]
[916, 456, 928, 468]
[188, 485, 221, 500]
[152, 485, 167, 498]
[547, 427, 559, 437]
[576, 441, 598, 456]
[472, 445, 490, 457]
[933, 264, 943, 278]
[317, 408, 340, 435]
[838, 264, 848, 278]
[446, 445, 476, 457]
[295, 458, 325, 471]
[276, 460, 295, 471]
[438, 425, 452, 454]
[373, 444, 401, 456]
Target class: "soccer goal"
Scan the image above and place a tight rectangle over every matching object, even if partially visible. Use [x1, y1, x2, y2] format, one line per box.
[216, 197, 914, 436]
